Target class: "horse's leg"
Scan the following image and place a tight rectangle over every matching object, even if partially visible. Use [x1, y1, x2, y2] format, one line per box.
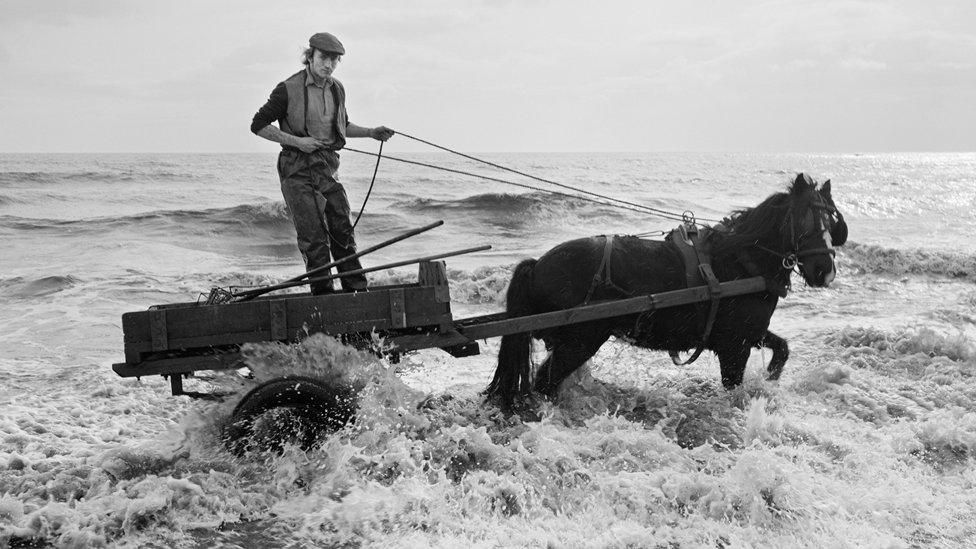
[534, 328, 609, 397]
[715, 345, 751, 389]
[759, 330, 790, 381]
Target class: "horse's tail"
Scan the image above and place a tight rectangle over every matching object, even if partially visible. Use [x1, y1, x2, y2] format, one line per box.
[485, 258, 538, 403]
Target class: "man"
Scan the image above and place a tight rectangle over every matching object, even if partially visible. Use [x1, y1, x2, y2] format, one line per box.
[251, 32, 394, 294]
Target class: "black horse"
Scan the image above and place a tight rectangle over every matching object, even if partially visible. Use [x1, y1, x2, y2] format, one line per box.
[486, 173, 848, 403]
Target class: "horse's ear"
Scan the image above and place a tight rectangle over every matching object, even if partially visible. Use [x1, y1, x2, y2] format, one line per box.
[792, 173, 814, 194]
[821, 179, 832, 199]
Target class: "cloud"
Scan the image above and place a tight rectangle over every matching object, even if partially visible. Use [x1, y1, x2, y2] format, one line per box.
[2, 0, 975, 152]
[0, 0, 128, 26]
[840, 57, 887, 71]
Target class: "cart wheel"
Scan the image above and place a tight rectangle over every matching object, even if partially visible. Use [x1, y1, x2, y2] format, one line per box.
[224, 376, 357, 455]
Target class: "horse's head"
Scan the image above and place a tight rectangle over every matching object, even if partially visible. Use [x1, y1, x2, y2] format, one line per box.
[787, 173, 845, 287]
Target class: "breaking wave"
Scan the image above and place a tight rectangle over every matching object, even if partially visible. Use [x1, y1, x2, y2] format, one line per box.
[0, 202, 294, 234]
[0, 169, 202, 186]
[6, 334, 967, 547]
[369, 264, 515, 305]
[824, 325, 976, 363]
[391, 192, 640, 221]
[0, 275, 82, 298]
[840, 241, 976, 280]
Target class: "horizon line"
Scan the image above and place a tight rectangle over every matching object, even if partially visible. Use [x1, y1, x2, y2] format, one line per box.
[2, 149, 975, 155]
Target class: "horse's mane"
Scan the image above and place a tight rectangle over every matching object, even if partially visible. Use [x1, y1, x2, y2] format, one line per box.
[711, 191, 792, 250]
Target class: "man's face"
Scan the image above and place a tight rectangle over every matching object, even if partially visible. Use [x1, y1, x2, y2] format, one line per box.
[310, 49, 340, 80]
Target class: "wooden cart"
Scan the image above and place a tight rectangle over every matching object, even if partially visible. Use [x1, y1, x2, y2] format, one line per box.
[113, 256, 768, 453]
[113, 260, 767, 395]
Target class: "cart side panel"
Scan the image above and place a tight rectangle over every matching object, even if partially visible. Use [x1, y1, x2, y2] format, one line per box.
[121, 285, 452, 363]
[122, 311, 150, 363]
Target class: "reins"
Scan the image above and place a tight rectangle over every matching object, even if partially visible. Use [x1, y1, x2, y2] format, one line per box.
[351, 140, 382, 229]
[344, 131, 719, 226]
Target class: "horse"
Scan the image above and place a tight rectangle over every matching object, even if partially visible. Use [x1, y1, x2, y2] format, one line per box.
[485, 173, 848, 404]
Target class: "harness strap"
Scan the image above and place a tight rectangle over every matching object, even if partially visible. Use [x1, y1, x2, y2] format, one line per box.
[670, 262, 722, 365]
[667, 224, 723, 366]
[584, 235, 629, 304]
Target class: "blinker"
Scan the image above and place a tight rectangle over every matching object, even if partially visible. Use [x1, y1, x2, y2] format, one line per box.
[830, 214, 848, 246]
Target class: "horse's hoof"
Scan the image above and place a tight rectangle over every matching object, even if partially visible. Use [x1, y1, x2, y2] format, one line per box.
[495, 393, 543, 422]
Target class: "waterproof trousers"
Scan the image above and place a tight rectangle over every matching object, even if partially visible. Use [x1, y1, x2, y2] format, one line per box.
[277, 149, 367, 294]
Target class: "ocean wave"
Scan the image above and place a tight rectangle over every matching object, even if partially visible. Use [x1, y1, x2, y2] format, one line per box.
[840, 241, 976, 280]
[0, 202, 294, 233]
[0, 275, 82, 298]
[115, 201, 293, 229]
[390, 191, 640, 223]
[825, 325, 975, 363]
[162, 262, 516, 306]
[0, 169, 199, 186]
[206, 202, 292, 226]
[369, 263, 514, 305]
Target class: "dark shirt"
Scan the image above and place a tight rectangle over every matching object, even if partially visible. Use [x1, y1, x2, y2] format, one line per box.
[250, 82, 288, 135]
[250, 72, 350, 139]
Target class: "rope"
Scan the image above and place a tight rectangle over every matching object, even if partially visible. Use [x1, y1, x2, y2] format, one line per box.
[393, 131, 720, 224]
[352, 140, 382, 229]
[343, 147, 692, 223]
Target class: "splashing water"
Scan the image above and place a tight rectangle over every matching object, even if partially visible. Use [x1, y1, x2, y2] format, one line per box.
[3, 152, 976, 547]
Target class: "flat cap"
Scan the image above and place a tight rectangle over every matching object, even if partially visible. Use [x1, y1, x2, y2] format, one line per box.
[309, 32, 345, 55]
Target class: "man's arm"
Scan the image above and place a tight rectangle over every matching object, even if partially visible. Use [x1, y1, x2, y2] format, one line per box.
[250, 82, 324, 153]
[255, 125, 324, 152]
[346, 123, 395, 141]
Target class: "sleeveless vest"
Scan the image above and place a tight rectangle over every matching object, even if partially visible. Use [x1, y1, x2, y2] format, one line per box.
[280, 70, 348, 150]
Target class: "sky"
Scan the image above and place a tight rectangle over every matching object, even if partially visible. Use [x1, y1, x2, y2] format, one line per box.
[0, 0, 974, 153]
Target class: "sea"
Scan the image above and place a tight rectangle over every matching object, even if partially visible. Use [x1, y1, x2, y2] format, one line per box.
[1, 150, 975, 548]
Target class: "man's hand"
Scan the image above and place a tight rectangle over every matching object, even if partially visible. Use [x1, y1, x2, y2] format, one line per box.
[369, 126, 395, 142]
[296, 136, 325, 153]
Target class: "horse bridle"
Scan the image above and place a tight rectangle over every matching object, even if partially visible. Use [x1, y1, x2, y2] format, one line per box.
[756, 194, 838, 271]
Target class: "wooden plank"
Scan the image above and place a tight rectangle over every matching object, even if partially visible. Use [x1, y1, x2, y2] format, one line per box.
[287, 287, 450, 333]
[418, 261, 450, 303]
[112, 352, 244, 378]
[123, 312, 149, 343]
[270, 300, 287, 340]
[389, 288, 406, 328]
[162, 300, 272, 341]
[149, 309, 167, 351]
[391, 330, 471, 352]
[124, 330, 275, 354]
[121, 286, 453, 358]
[457, 277, 767, 342]
[123, 311, 146, 363]
[286, 292, 388, 322]
[402, 286, 451, 325]
[122, 286, 451, 350]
